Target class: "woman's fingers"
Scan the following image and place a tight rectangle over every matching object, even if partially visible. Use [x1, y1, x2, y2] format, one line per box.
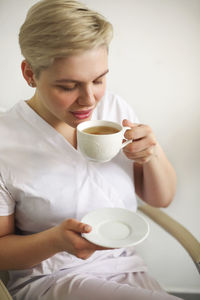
[124, 146, 155, 164]
[122, 119, 135, 128]
[123, 123, 153, 141]
[122, 119, 157, 163]
[123, 136, 156, 154]
[57, 218, 110, 260]
[65, 218, 92, 234]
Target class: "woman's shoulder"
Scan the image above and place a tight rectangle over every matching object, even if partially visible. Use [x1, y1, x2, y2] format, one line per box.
[102, 90, 129, 105]
[0, 101, 25, 127]
[0, 101, 27, 143]
[95, 90, 139, 123]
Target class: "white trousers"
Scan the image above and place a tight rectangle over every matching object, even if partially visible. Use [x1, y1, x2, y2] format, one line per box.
[11, 270, 183, 300]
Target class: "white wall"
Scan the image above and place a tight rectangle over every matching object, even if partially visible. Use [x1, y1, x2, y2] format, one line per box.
[0, 0, 200, 293]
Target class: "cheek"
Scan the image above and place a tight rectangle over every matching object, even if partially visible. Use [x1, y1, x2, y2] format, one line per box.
[95, 84, 106, 102]
[44, 89, 76, 109]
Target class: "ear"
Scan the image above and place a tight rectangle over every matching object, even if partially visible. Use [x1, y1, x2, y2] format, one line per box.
[21, 60, 36, 87]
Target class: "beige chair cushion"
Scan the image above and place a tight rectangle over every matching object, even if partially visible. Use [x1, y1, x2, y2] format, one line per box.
[0, 280, 12, 300]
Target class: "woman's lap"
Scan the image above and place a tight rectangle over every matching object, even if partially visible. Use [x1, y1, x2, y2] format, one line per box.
[12, 270, 183, 300]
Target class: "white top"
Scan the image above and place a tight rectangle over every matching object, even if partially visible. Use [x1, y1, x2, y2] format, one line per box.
[0, 91, 147, 290]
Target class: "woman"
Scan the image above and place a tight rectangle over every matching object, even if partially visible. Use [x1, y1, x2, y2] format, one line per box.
[0, 0, 180, 299]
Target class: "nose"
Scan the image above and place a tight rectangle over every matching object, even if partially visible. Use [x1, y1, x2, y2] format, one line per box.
[77, 84, 96, 107]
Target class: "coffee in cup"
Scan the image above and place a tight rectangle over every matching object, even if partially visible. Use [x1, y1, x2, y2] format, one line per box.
[83, 126, 120, 135]
[77, 120, 131, 163]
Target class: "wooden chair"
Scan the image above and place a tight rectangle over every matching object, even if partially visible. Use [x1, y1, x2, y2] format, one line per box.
[138, 204, 200, 275]
[0, 203, 199, 300]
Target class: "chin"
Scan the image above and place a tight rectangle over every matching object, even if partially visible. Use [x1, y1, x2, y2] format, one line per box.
[68, 117, 92, 128]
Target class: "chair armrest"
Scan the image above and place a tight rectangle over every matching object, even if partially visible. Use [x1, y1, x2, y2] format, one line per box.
[0, 280, 12, 300]
[138, 204, 200, 274]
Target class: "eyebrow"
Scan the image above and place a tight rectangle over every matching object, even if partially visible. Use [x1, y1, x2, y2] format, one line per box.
[54, 69, 109, 84]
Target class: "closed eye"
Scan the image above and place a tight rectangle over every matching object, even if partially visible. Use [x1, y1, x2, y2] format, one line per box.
[93, 80, 103, 85]
[57, 85, 77, 91]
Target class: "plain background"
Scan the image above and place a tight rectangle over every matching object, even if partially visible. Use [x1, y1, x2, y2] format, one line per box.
[0, 0, 199, 294]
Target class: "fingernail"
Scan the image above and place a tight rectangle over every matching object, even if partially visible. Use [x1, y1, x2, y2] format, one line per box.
[84, 225, 92, 232]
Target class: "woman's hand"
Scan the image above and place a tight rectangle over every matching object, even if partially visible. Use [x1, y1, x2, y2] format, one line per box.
[53, 218, 108, 260]
[122, 119, 157, 164]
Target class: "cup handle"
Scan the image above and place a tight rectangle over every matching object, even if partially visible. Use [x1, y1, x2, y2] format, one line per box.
[121, 139, 132, 149]
[121, 126, 132, 149]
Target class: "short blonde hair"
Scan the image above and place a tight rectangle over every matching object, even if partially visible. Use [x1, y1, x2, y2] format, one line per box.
[19, 0, 113, 78]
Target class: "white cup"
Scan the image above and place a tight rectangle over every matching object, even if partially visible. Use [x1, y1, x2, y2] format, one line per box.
[77, 120, 131, 163]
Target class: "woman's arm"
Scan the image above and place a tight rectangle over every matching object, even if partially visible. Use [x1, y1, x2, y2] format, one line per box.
[0, 214, 104, 270]
[122, 119, 176, 207]
[133, 144, 176, 207]
[0, 214, 58, 270]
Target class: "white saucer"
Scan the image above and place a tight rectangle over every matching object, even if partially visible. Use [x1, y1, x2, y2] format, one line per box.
[81, 207, 149, 248]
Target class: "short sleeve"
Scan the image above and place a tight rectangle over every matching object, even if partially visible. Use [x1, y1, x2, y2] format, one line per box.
[114, 94, 140, 124]
[0, 174, 15, 216]
[95, 91, 140, 125]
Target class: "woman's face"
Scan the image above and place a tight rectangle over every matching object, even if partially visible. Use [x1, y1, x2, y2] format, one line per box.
[33, 47, 108, 128]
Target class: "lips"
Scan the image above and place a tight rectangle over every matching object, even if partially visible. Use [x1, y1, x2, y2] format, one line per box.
[71, 109, 93, 120]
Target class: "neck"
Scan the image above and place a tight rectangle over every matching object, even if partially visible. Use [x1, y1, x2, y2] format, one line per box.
[26, 95, 77, 148]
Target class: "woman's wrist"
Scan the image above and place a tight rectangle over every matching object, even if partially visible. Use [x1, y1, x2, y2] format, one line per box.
[46, 225, 63, 254]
